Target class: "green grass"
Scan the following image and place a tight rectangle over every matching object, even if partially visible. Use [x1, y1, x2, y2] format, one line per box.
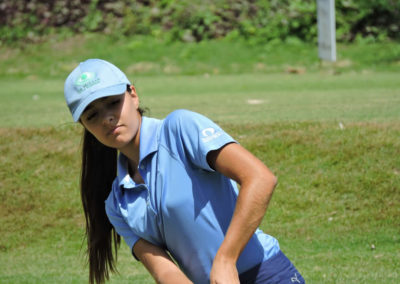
[1, 121, 399, 283]
[0, 72, 399, 128]
[0, 36, 399, 283]
[0, 34, 399, 79]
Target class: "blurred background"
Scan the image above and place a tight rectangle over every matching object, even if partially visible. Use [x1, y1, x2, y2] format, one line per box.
[0, 0, 399, 79]
[1, 0, 399, 45]
[0, 1, 399, 283]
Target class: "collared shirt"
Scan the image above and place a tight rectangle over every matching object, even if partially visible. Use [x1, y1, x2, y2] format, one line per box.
[105, 110, 280, 284]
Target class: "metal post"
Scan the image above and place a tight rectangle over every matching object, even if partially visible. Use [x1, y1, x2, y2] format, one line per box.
[317, 0, 336, 61]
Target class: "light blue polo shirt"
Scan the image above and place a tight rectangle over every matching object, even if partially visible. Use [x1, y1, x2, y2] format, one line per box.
[105, 109, 279, 284]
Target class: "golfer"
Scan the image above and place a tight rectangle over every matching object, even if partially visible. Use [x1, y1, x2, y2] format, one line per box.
[64, 59, 305, 284]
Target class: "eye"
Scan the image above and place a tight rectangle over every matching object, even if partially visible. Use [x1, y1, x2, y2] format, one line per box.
[109, 99, 120, 106]
[86, 112, 97, 121]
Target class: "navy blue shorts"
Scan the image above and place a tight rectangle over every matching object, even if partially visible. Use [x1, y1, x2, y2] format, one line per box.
[239, 251, 305, 284]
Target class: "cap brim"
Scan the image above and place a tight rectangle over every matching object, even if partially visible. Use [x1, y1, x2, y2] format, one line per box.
[72, 83, 127, 122]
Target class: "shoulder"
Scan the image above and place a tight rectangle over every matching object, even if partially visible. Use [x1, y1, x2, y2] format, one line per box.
[164, 109, 200, 125]
[162, 109, 205, 134]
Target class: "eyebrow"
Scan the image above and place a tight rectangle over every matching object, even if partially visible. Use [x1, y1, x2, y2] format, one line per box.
[82, 94, 125, 115]
[82, 97, 107, 114]
[82, 104, 94, 115]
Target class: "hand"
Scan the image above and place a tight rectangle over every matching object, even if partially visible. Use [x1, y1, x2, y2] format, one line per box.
[209, 256, 240, 284]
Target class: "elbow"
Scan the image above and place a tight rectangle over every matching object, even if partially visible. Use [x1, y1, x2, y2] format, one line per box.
[263, 169, 277, 186]
[261, 172, 277, 194]
[245, 169, 277, 193]
[270, 176, 278, 193]
[271, 174, 278, 189]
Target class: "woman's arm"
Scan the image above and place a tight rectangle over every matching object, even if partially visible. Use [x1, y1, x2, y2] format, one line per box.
[207, 143, 278, 284]
[133, 239, 193, 284]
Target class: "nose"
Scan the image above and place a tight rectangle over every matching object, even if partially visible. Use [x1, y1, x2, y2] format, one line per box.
[103, 110, 117, 126]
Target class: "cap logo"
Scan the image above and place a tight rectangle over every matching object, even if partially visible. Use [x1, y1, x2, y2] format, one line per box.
[74, 72, 100, 93]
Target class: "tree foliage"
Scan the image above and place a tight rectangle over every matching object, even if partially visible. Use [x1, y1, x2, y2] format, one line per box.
[0, 0, 399, 44]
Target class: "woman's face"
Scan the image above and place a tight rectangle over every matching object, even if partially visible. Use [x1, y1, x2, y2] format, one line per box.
[80, 87, 141, 150]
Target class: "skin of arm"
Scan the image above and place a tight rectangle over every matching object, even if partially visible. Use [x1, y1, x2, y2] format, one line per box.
[133, 239, 193, 284]
[207, 143, 278, 284]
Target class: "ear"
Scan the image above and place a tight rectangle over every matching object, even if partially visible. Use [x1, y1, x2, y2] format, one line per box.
[128, 85, 138, 97]
[128, 85, 140, 108]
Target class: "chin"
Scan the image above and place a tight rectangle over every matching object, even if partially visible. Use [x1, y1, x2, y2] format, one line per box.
[111, 138, 132, 150]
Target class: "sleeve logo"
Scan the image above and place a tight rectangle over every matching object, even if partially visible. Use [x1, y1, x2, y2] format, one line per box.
[201, 127, 222, 143]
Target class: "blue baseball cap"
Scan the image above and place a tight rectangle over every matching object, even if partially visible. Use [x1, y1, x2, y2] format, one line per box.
[64, 59, 131, 122]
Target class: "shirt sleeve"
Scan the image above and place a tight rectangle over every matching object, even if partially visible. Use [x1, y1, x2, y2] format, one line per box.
[105, 182, 140, 259]
[163, 109, 237, 171]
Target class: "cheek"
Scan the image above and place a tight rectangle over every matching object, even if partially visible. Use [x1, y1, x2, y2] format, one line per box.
[127, 113, 140, 132]
[85, 125, 104, 142]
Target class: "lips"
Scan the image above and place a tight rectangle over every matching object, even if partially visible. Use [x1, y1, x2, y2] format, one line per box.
[108, 125, 122, 135]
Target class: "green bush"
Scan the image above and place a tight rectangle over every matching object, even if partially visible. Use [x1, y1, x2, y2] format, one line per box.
[336, 0, 400, 42]
[0, 0, 399, 44]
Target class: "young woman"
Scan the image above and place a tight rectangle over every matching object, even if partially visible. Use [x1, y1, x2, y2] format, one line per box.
[64, 59, 305, 284]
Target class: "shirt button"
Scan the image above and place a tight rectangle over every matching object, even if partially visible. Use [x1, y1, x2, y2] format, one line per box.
[140, 165, 145, 170]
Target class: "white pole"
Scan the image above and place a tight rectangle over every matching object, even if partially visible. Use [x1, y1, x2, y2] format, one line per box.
[317, 0, 336, 61]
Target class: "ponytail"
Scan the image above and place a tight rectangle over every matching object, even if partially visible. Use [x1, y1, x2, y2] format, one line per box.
[81, 129, 120, 284]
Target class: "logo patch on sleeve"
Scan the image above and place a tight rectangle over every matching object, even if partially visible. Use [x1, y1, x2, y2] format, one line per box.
[201, 127, 222, 143]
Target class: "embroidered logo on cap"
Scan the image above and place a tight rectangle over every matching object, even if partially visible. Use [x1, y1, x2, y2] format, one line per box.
[74, 72, 100, 93]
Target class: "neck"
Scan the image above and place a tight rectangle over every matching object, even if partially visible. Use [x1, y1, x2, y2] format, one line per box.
[119, 117, 141, 170]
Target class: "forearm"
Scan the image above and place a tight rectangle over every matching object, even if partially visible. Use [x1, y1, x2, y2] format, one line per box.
[207, 143, 278, 283]
[143, 253, 193, 284]
[134, 239, 193, 284]
[216, 176, 276, 262]
[154, 266, 193, 284]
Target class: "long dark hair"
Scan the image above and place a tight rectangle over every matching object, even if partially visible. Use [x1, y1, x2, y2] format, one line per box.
[80, 85, 145, 283]
[81, 129, 119, 284]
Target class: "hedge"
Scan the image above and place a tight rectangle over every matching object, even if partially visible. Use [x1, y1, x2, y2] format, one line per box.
[0, 0, 399, 44]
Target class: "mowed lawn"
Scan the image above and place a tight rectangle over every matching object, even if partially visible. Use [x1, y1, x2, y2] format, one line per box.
[0, 72, 399, 283]
[0, 72, 399, 127]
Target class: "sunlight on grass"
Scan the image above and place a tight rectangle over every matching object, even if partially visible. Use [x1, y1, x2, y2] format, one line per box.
[0, 72, 399, 128]
[1, 121, 399, 283]
[0, 36, 399, 283]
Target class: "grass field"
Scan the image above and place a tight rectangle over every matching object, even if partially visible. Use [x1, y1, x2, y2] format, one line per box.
[0, 36, 399, 283]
